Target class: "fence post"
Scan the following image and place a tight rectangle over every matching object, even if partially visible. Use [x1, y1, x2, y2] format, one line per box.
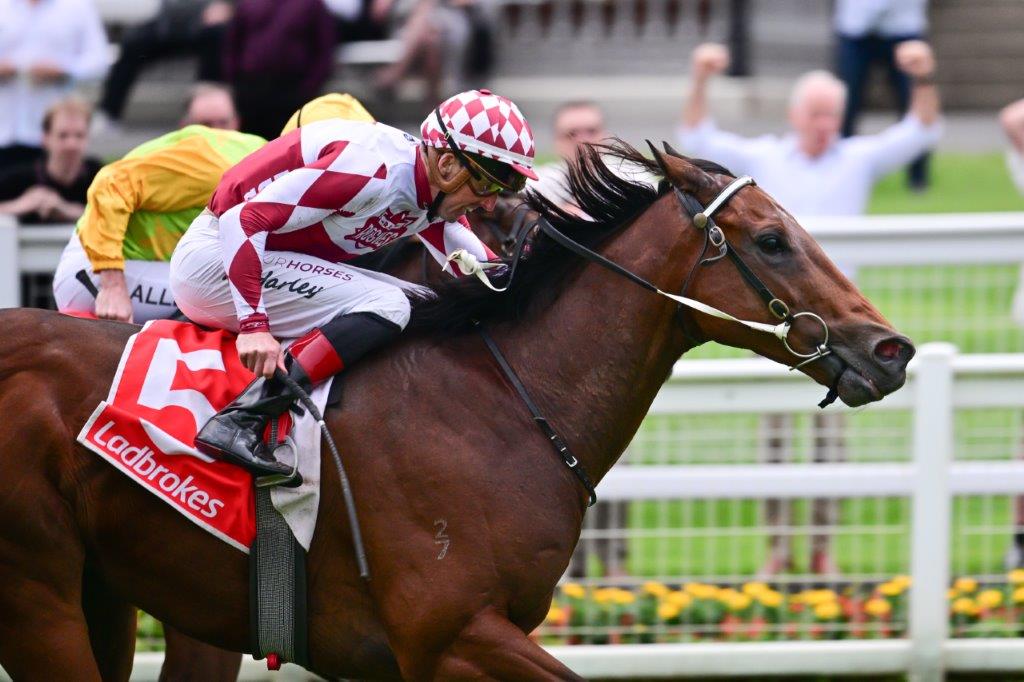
[909, 342, 956, 682]
[0, 217, 19, 308]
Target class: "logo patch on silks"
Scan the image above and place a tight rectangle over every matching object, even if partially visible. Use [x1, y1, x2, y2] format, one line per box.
[77, 320, 258, 552]
[344, 208, 416, 250]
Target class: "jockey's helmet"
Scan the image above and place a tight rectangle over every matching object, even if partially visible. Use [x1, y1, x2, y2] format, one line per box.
[280, 93, 375, 136]
[420, 89, 538, 196]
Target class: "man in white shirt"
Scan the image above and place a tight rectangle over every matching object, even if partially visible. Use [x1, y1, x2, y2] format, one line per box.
[0, 0, 109, 167]
[678, 40, 942, 217]
[679, 40, 942, 577]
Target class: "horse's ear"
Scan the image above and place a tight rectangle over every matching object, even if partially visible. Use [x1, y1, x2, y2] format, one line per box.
[647, 140, 716, 197]
[662, 141, 685, 159]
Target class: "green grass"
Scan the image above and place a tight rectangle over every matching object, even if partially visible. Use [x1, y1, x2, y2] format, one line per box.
[620, 152, 1024, 582]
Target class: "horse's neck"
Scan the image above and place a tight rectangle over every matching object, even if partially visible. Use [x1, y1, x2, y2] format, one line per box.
[500, 200, 698, 485]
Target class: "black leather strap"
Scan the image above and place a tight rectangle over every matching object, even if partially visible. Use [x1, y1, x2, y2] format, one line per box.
[477, 323, 597, 508]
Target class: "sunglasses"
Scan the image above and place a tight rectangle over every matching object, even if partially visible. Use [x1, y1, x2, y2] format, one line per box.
[435, 109, 527, 196]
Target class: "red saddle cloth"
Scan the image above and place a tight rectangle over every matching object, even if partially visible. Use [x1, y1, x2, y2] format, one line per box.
[78, 319, 271, 552]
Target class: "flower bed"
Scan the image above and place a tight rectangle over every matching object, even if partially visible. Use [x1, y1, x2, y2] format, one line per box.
[536, 569, 1024, 645]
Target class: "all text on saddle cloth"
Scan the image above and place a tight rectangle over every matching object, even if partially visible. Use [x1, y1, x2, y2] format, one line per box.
[78, 320, 262, 552]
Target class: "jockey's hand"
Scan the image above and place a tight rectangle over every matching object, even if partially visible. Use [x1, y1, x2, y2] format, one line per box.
[96, 270, 134, 323]
[237, 331, 284, 379]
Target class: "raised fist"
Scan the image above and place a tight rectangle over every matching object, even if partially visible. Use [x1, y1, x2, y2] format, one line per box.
[895, 40, 936, 80]
[691, 43, 730, 80]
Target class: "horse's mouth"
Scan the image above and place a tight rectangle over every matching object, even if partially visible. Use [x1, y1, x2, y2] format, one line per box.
[835, 366, 883, 407]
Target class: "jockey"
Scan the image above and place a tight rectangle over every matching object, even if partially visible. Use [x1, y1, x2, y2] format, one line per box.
[52, 93, 375, 323]
[169, 89, 537, 480]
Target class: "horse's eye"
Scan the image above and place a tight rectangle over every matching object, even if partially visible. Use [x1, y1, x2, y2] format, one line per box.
[757, 234, 786, 255]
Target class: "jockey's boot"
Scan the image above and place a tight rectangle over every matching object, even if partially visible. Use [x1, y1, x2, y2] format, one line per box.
[195, 312, 401, 478]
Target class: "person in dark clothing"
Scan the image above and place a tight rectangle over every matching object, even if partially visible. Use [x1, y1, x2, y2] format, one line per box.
[834, 0, 931, 190]
[96, 0, 233, 129]
[0, 97, 101, 224]
[224, 0, 336, 140]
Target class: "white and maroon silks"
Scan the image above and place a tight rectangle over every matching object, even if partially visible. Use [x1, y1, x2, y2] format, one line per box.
[77, 320, 328, 552]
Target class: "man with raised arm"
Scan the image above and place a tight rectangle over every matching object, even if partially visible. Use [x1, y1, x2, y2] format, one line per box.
[679, 41, 942, 577]
[170, 89, 536, 481]
[678, 40, 942, 216]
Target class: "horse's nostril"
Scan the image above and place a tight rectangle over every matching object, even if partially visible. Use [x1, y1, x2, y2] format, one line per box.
[874, 337, 914, 365]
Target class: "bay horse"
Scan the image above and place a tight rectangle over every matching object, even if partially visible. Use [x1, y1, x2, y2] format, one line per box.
[0, 144, 913, 680]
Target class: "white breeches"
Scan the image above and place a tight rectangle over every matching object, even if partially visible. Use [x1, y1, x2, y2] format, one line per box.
[53, 233, 177, 323]
[169, 212, 426, 339]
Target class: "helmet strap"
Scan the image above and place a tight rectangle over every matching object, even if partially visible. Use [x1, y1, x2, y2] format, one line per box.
[424, 147, 470, 219]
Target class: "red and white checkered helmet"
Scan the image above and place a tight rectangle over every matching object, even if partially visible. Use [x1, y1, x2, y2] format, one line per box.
[421, 89, 538, 181]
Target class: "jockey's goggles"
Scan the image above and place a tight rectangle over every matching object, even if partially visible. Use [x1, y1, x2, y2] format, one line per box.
[434, 109, 527, 195]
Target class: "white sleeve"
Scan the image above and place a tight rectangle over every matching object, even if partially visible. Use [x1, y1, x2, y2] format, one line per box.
[675, 118, 764, 176]
[854, 114, 943, 180]
[65, 0, 110, 81]
[1006, 147, 1024, 196]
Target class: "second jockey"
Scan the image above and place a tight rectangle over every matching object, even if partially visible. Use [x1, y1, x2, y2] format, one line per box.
[170, 89, 537, 481]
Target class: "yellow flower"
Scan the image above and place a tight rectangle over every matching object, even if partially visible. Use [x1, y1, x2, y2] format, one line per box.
[1013, 587, 1024, 605]
[1009, 569, 1024, 585]
[642, 581, 670, 598]
[593, 588, 616, 605]
[685, 582, 718, 600]
[612, 589, 636, 606]
[954, 577, 978, 594]
[742, 581, 769, 597]
[546, 605, 565, 623]
[757, 590, 784, 609]
[865, 598, 892, 618]
[891, 575, 912, 589]
[952, 597, 979, 617]
[814, 601, 841, 620]
[977, 589, 1003, 610]
[947, 588, 960, 600]
[658, 602, 681, 620]
[727, 593, 753, 612]
[717, 587, 741, 603]
[879, 582, 903, 597]
[561, 583, 585, 600]
[666, 590, 693, 610]
[802, 589, 838, 606]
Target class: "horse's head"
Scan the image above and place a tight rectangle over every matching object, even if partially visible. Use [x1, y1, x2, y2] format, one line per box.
[650, 144, 914, 407]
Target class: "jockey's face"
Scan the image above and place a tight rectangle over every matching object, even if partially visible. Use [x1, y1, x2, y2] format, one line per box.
[436, 178, 500, 221]
[432, 151, 500, 221]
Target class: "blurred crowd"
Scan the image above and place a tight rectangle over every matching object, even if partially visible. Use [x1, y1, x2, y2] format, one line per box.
[1, 0, 1024, 580]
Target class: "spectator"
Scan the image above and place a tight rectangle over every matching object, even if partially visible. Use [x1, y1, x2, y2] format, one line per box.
[94, 0, 233, 133]
[1000, 97, 1024, 570]
[0, 97, 100, 224]
[531, 100, 654, 214]
[1001, 98, 1024, 196]
[835, 0, 931, 191]
[52, 84, 262, 324]
[181, 82, 240, 130]
[679, 40, 942, 216]
[0, 0, 108, 167]
[224, 0, 336, 140]
[375, 0, 494, 110]
[678, 40, 942, 576]
[528, 100, 650, 579]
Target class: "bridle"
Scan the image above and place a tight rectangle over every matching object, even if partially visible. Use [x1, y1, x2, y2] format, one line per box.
[502, 163, 846, 408]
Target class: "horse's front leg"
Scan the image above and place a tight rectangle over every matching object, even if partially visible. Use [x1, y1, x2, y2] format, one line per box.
[400, 608, 583, 682]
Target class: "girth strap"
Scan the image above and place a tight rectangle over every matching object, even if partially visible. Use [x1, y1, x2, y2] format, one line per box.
[476, 323, 598, 508]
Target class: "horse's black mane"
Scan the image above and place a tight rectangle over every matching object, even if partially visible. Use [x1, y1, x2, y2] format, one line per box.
[406, 140, 732, 335]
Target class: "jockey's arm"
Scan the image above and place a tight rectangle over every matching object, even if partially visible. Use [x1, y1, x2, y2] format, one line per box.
[79, 143, 228, 321]
[218, 144, 375, 337]
[418, 216, 499, 277]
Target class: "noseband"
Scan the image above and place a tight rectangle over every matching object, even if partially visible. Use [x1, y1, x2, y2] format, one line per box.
[511, 174, 844, 407]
